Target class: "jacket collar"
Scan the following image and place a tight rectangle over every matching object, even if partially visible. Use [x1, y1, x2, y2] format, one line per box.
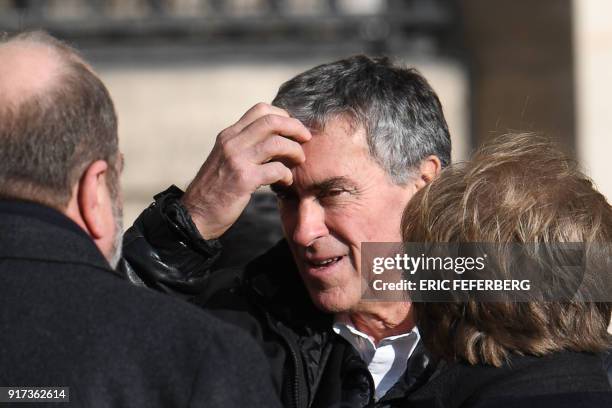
[245, 239, 441, 405]
[245, 239, 333, 332]
[0, 199, 111, 272]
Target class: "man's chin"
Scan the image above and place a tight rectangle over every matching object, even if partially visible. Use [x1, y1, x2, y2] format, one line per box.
[307, 288, 361, 314]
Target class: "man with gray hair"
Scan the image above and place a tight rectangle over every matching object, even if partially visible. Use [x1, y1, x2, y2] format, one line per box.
[0, 31, 280, 407]
[123, 55, 451, 407]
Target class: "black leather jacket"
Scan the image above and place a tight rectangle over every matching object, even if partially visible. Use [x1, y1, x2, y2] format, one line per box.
[119, 186, 439, 408]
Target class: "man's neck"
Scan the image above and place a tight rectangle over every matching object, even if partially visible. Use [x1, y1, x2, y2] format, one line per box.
[347, 302, 415, 346]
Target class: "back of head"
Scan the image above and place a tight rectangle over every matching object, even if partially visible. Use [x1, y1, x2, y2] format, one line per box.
[0, 31, 118, 210]
[402, 133, 612, 366]
[272, 55, 451, 183]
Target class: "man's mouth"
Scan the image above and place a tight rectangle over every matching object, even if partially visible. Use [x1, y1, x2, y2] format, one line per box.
[303, 255, 348, 278]
[308, 256, 344, 268]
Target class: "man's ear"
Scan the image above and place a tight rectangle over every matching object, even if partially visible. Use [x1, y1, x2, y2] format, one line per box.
[414, 155, 442, 191]
[76, 160, 111, 240]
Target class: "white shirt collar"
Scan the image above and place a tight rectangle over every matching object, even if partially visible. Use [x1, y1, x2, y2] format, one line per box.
[332, 314, 421, 401]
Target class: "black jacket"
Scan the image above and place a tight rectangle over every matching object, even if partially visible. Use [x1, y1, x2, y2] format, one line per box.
[404, 352, 612, 408]
[121, 187, 612, 408]
[0, 200, 280, 408]
[120, 187, 441, 408]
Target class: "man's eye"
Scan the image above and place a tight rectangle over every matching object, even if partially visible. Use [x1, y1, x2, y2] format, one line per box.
[328, 189, 346, 197]
[319, 189, 348, 200]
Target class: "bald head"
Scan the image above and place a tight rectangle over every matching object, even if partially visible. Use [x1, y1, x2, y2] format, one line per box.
[0, 31, 118, 209]
[0, 38, 65, 107]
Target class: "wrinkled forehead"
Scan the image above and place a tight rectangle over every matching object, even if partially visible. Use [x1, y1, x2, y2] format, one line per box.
[289, 119, 375, 190]
[307, 123, 364, 151]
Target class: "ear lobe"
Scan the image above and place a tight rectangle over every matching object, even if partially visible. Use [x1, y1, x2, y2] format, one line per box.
[415, 155, 442, 190]
[77, 160, 110, 240]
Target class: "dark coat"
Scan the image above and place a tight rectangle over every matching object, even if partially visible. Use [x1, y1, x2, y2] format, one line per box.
[0, 200, 280, 408]
[120, 187, 441, 408]
[404, 352, 612, 408]
[121, 186, 612, 408]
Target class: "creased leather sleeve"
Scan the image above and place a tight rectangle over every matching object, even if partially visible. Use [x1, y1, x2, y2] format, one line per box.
[118, 185, 223, 300]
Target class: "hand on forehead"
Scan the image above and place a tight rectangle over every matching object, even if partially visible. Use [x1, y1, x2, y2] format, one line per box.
[272, 119, 374, 195]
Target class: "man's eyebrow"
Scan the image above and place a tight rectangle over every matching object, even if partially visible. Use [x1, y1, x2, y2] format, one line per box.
[310, 176, 356, 193]
[271, 176, 356, 196]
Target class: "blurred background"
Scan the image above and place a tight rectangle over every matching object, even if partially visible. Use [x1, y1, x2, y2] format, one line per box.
[1, 0, 610, 232]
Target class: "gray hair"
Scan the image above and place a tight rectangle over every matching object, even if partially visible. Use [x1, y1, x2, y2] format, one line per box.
[272, 55, 451, 184]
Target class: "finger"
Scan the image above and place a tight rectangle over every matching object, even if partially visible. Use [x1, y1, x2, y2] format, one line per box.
[258, 161, 293, 187]
[232, 103, 291, 134]
[251, 135, 305, 166]
[237, 114, 311, 147]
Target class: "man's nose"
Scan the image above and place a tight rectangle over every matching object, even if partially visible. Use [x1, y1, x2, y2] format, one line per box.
[292, 201, 328, 247]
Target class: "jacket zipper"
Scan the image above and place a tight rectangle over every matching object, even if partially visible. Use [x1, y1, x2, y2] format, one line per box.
[260, 308, 305, 408]
[278, 322, 304, 408]
[289, 345, 301, 408]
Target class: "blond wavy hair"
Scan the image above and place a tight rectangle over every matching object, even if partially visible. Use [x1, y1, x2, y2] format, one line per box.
[402, 133, 612, 366]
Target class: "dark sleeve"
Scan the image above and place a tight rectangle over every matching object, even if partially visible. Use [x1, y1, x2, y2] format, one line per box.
[188, 323, 283, 408]
[119, 185, 224, 300]
[469, 393, 612, 408]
